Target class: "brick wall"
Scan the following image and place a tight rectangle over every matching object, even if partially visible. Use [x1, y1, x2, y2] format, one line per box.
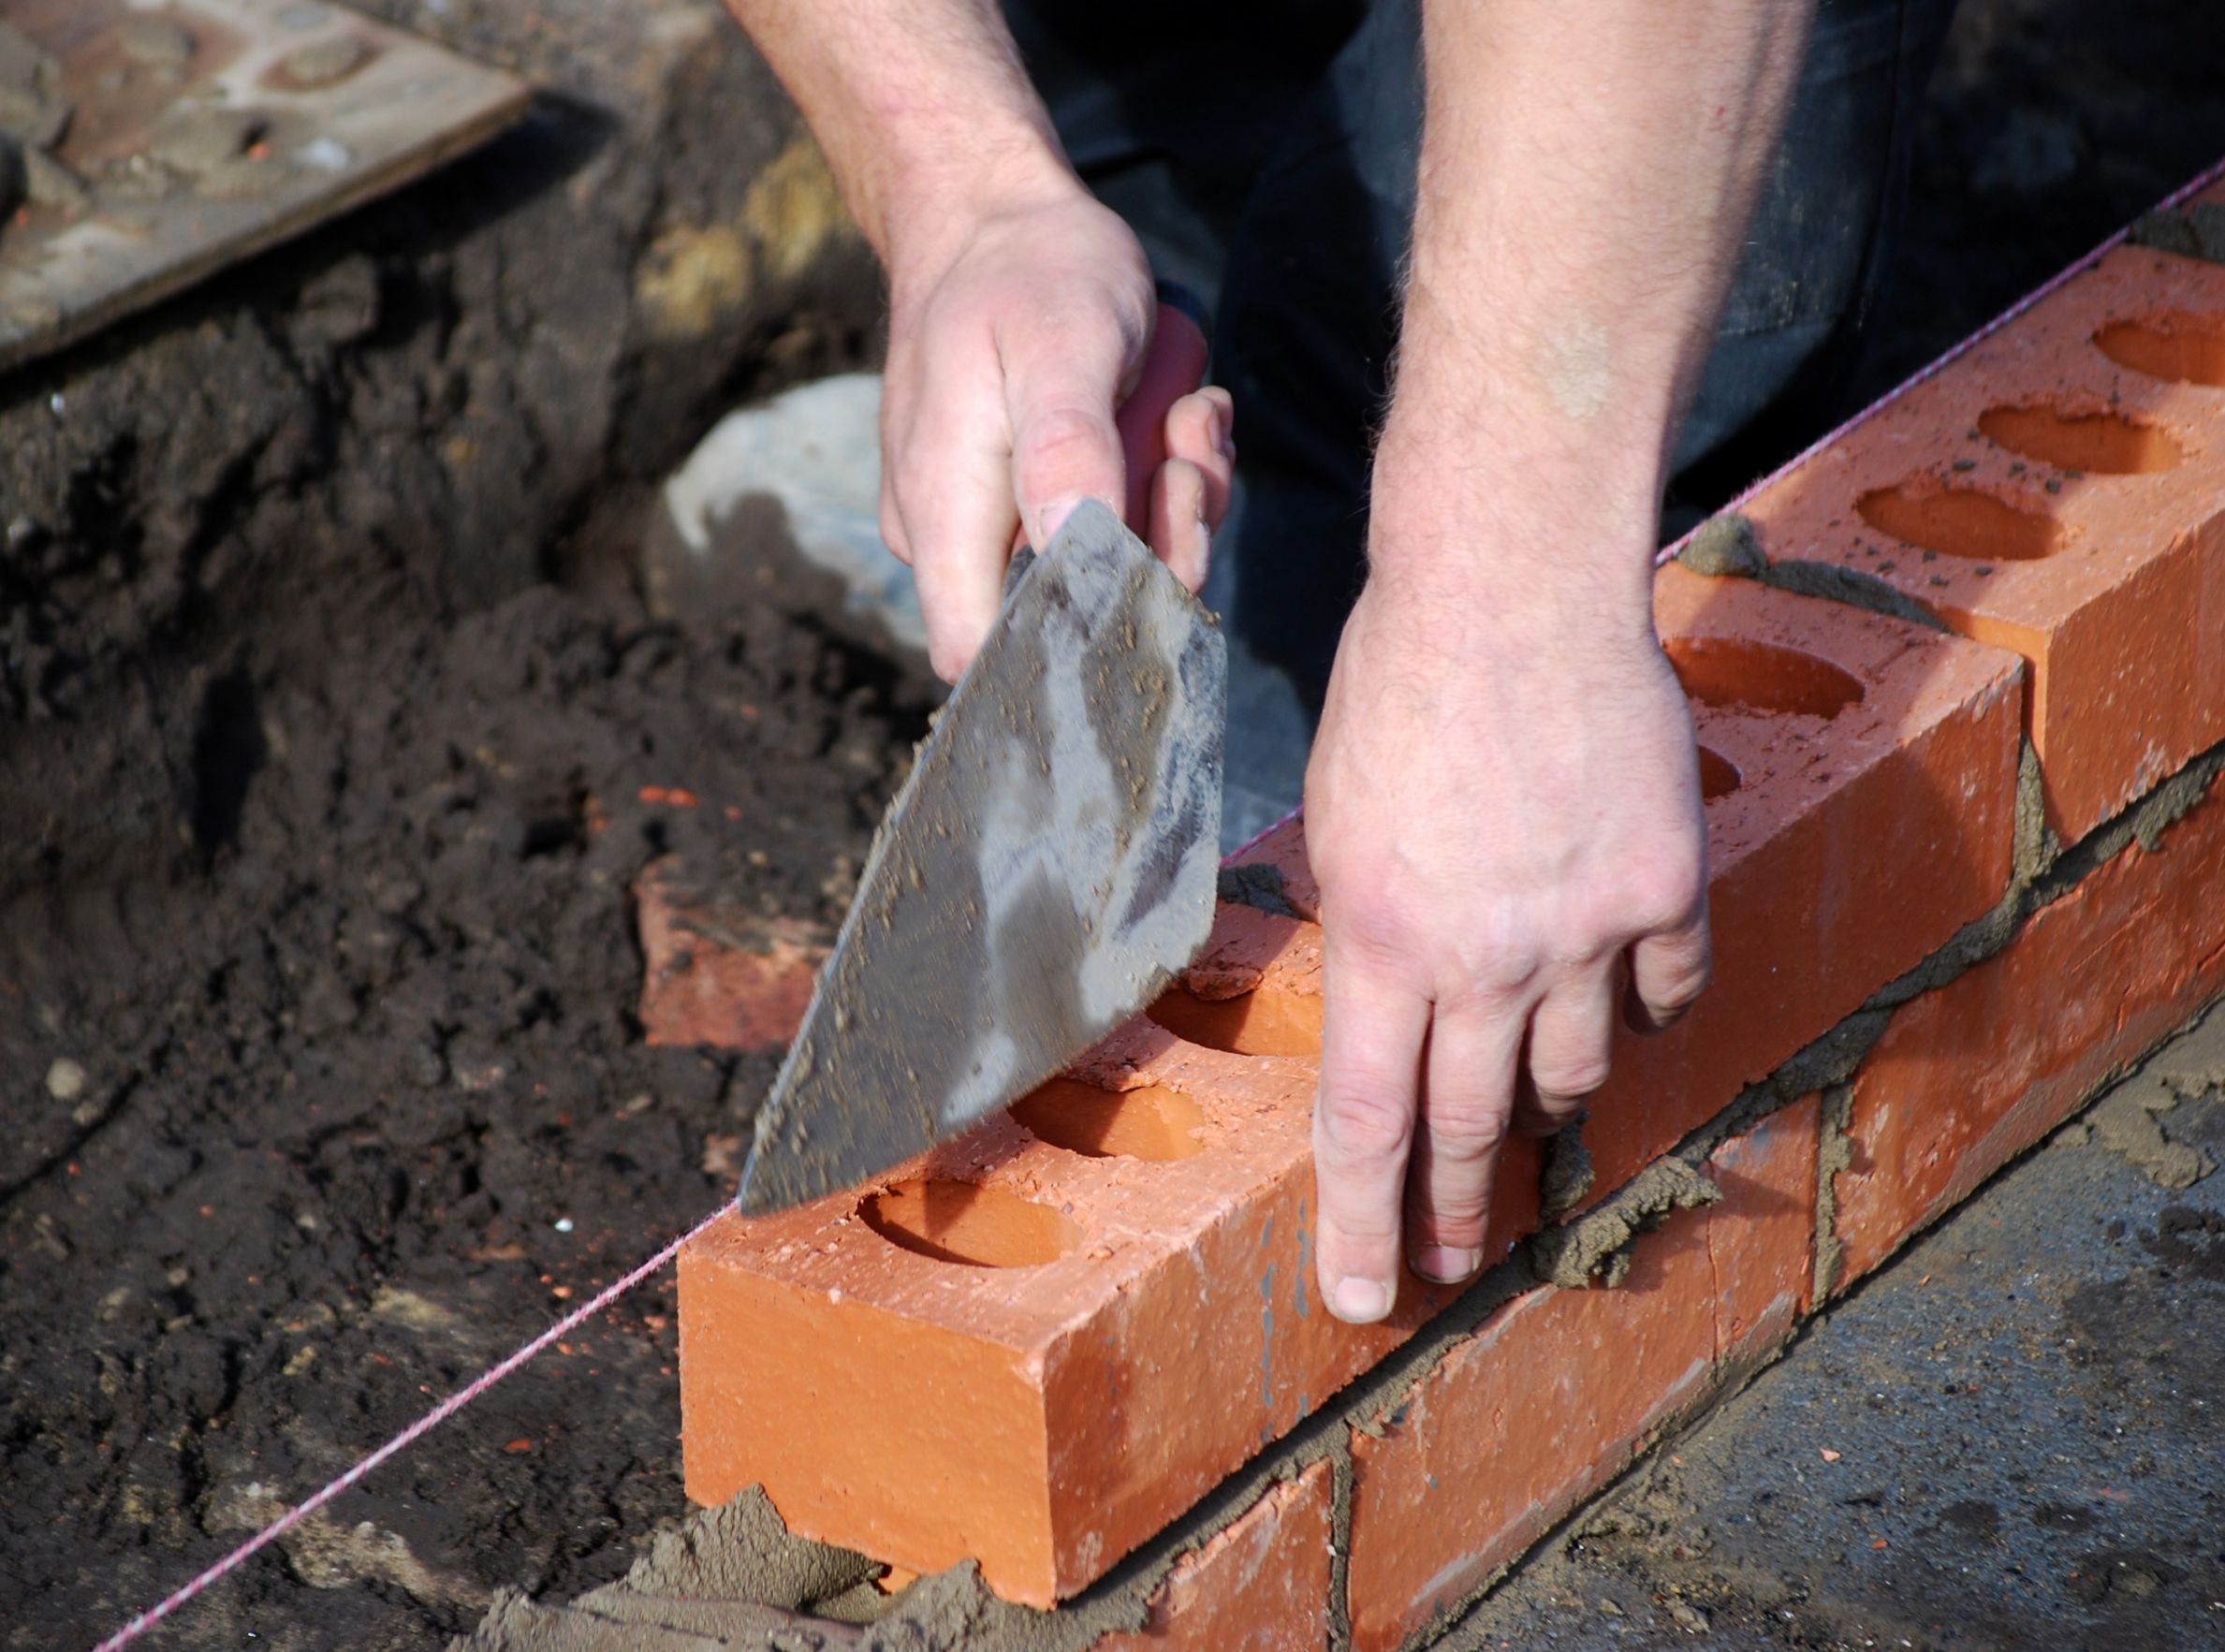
[656, 212, 2225, 1649]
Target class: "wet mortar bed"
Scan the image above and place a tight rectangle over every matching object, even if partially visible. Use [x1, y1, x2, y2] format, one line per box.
[5, 0, 2225, 1647]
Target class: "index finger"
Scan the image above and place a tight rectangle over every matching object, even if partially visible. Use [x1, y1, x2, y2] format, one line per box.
[1312, 938, 1431, 1324]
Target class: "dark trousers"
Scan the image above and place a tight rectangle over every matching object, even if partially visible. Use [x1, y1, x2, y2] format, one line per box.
[1008, 0, 1960, 710]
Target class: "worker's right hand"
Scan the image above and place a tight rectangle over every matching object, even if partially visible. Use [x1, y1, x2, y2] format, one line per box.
[879, 179, 1236, 682]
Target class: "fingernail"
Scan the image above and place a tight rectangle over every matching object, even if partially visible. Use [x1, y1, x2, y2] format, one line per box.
[1330, 1276, 1392, 1323]
[1412, 1246, 1482, 1285]
[1032, 495, 1084, 547]
[1210, 406, 1234, 462]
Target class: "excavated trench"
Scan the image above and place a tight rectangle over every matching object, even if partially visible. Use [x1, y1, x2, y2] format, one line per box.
[0, 7, 928, 1647]
[5, 1, 2225, 1648]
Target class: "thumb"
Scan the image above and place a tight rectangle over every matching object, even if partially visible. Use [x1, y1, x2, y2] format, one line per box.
[1007, 318, 1135, 551]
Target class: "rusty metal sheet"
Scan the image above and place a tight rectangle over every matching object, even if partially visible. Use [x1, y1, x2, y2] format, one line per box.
[0, 0, 529, 373]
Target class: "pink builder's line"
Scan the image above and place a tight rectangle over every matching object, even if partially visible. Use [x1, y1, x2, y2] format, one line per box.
[89, 1212, 725, 1652]
[90, 816, 1310, 1649]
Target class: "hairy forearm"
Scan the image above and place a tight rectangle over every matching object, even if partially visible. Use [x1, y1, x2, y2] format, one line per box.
[719, 0, 1076, 273]
[1381, 0, 1813, 609]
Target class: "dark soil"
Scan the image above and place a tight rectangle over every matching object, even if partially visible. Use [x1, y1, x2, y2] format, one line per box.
[5, 0, 2224, 1648]
[1, 577, 929, 1650]
[0, 4, 909, 1645]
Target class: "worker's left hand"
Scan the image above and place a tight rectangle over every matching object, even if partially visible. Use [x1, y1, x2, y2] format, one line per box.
[1302, 472, 1712, 1323]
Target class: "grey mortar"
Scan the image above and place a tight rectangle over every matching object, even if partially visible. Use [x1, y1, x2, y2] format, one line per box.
[1530, 1157, 1720, 1290]
[458, 1434, 1369, 1652]
[2152, 995, 2225, 1097]
[1675, 510, 1949, 634]
[1215, 861, 1299, 920]
[1812, 1086, 1856, 1301]
[1676, 512, 1770, 579]
[2085, 1072, 2216, 1189]
[1325, 1432, 1357, 1652]
[1538, 1124, 1595, 1220]
[1760, 558, 1952, 634]
[2009, 739, 2059, 884]
[2129, 200, 2225, 264]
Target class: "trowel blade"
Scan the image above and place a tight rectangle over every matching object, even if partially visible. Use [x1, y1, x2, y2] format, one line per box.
[735, 500, 1227, 1217]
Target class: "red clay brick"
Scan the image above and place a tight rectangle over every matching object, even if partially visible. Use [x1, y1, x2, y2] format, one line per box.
[1741, 244, 2225, 841]
[681, 868, 1544, 1605]
[635, 857, 827, 1051]
[1344, 1099, 1819, 1652]
[1572, 567, 2024, 1201]
[1090, 1461, 1334, 1652]
[1832, 776, 2225, 1289]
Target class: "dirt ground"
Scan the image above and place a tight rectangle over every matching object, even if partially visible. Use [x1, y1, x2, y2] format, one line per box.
[5, 1, 2224, 1648]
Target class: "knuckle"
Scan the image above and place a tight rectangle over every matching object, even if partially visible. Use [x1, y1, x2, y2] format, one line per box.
[1408, 1165, 1495, 1233]
[1470, 946, 1543, 1002]
[1650, 933, 1714, 1007]
[1338, 906, 1417, 975]
[1017, 403, 1115, 471]
[1534, 1055, 1612, 1101]
[1324, 1202, 1403, 1250]
[1618, 855, 1708, 938]
[1427, 1107, 1511, 1165]
[1652, 963, 1710, 1015]
[1315, 1085, 1414, 1167]
[1322, 877, 1433, 975]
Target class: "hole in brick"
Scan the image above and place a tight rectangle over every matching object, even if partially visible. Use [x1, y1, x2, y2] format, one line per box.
[1975, 403, 2184, 474]
[1009, 1078, 1208, 1162]
[1147, 985, 1323, 1058]
[1662, 637, 1866, 721]
[1697, 745, 1741, 802]
[2093, 311, 2225, 387]
[1852, 483, 2063, 563]
[861, 1179, 1079, 1268]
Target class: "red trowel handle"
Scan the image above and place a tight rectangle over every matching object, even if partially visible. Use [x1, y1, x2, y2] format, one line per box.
[1117, 282, 1212, 532]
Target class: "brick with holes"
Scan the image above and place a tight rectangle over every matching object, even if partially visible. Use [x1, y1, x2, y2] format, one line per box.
[679, 855, 1544, 1605]
[1566, 565, 2025, 1204]
[1742, 244, 2225, 841]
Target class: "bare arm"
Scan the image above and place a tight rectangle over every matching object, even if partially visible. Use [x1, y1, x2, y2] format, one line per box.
[721, 1, 1233, 680]
[1308, 1, 1813, 1320]
[717, 2, 1064, 270]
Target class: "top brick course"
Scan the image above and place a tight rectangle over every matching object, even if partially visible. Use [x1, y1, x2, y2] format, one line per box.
[1740, 244, 2225, 841]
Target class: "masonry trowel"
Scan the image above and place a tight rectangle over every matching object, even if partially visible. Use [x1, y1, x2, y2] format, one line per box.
[732, 498, 1228, 1216]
